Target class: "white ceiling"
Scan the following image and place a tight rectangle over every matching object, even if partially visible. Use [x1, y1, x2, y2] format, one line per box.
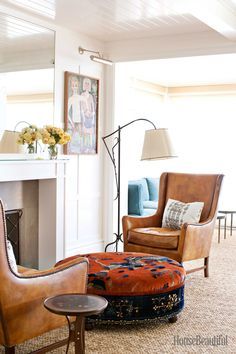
[1, 0, 236, 42]
[0, 10, 54, 55]
[1, 0, 236, 85]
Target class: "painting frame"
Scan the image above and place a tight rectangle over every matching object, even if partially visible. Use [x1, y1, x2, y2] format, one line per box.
[64, 71, 99, 155]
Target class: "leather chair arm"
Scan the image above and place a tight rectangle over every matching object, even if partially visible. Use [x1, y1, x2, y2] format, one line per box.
[18, 257, 88, 278]
[3, 258, 88, 346]
[6, 258, 88, 313]
[181, 218, 216, 261]
[12, 257, 88, 292]
[182, 217, 214, 229]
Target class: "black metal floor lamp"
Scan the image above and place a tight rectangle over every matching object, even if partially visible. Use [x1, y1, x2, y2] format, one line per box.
[102, 118, 176, 252]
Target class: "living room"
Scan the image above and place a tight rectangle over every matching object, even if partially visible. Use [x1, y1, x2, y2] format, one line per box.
[0, 1, 235, 353]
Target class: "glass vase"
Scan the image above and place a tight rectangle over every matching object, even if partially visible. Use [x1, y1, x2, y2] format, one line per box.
[27, 144, 35, 154]
[48, 145, 58, 160]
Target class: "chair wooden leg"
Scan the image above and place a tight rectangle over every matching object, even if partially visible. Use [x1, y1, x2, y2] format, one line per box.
[204, 257, 209, 277]
[5, 347, 15, 354]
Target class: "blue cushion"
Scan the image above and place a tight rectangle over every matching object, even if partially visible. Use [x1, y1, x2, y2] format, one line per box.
[145, 178, 159, 201]
[143, 200, 158, 209]
[142, 209, 156, 216]
[128, 184, 143, 215]
[129, 179, 149, 201]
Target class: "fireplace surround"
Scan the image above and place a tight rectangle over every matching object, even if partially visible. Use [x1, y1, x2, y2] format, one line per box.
[0, 158, 70, 269]
[5, 209, 22, 264]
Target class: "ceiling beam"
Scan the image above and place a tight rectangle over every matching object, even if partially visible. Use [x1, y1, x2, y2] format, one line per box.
[178, 0, 236, 40]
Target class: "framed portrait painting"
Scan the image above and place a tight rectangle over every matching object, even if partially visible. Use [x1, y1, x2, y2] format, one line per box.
[64, 71, 99, 154]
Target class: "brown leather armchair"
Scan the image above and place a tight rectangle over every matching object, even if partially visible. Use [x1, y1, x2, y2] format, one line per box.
[0, 200, 88, 354]
[123, 172, 223, 277]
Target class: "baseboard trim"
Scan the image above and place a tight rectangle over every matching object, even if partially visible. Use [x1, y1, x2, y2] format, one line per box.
[66, 240, 104, 256]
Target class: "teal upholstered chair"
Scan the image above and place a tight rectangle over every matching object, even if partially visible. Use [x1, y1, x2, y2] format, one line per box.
[128, 177, 159, 216]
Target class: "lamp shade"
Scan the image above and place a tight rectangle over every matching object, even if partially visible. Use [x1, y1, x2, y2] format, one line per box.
[0, 130, 23, 153]
[141, 128, 176, 160]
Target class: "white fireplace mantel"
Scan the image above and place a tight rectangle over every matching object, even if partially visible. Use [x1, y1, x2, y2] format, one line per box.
[0, 157, 70, 269]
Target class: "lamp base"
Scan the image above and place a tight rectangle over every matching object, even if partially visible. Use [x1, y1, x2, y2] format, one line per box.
[105, 233, 123, 252]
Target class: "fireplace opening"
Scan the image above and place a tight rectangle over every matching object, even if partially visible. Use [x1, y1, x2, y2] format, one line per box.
[5, 209, 23, 264]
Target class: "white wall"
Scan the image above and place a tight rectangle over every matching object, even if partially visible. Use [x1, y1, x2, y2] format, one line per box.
[54, 27, 107, 255]
[0, 5, 108, 255]
[166, 92, 236, 210]
[114, 64, 170, 231]
[114, 61, 236, 224]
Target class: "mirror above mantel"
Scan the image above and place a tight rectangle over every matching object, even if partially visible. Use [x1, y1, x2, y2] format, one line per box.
[0, 11, 55, 153]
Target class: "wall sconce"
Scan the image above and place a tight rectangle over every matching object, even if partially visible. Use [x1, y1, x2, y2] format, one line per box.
[78, 46, 113, 66]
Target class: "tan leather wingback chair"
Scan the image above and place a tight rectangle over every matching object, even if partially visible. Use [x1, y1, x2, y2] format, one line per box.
[0, 199, 88, 354]
[123, 172, 223, 277]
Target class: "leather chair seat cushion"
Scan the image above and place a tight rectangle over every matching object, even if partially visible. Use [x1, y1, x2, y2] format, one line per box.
[56, 252, 185, 296]
[128, 227, 180, 249]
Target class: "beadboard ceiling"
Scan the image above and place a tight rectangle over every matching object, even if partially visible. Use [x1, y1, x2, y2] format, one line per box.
[1, 0, 236, 86]
[1, 0, 236, 42]
[0, 10, 54, 56]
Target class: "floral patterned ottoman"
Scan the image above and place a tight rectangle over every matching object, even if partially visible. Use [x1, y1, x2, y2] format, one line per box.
[56, 252, 185, 324]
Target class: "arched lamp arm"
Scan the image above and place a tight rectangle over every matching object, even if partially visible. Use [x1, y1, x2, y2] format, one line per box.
[102, 118, 157, 140]
[102, 118, 157, 252]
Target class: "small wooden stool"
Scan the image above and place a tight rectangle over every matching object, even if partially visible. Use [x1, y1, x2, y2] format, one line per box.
[44, 294, 108, 354]
[217, 215, 226, 243]
[218, 210, 236, 236]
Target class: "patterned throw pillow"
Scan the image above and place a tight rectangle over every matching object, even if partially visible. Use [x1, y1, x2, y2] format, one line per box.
[6, 240, 18, 273]
[162, 198, 204, 230]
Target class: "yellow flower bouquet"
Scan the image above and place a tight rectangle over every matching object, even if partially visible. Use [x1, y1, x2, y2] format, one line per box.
[17, 125, 41, 153]
[40, 125, 71, 159]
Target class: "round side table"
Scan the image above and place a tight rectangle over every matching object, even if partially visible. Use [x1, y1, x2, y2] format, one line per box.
[44, 294, 108, 354]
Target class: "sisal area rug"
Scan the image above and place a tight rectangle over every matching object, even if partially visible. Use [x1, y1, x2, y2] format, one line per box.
[1, 231, 235, 354]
